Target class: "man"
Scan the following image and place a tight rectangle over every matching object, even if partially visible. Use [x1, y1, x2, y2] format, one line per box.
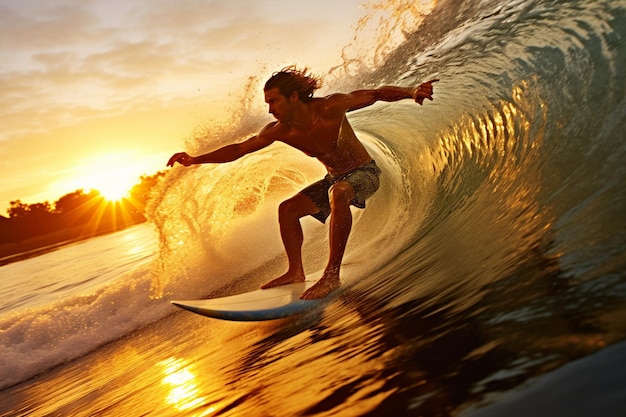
[168, 67, 438, 299]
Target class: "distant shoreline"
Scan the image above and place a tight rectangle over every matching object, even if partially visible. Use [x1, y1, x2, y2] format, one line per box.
[0, 222, 145, 267]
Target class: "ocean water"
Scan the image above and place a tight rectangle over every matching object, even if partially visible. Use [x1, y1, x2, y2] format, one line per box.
[2, 0, 626, 415]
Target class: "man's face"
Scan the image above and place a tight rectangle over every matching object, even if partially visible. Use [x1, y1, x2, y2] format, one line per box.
[264, 87, 294, 122]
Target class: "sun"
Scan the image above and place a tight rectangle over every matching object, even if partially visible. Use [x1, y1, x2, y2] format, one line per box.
[87, 168, 140, 201]
[94, 180, 131, 201]
[71, 153, 145, 202]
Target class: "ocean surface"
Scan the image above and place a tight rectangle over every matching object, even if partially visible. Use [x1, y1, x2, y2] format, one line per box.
[2, 0, 626, 415]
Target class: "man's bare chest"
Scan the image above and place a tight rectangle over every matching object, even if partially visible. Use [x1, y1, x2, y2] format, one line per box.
[282, 121, 341, 157]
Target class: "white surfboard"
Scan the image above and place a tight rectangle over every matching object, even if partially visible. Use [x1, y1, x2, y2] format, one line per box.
[170, 281, 337, 321]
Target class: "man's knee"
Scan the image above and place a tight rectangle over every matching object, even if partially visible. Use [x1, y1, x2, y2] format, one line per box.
[278, 199, 297, 222]
[279, 194, 317, 221]
[329, 182, 355, 208]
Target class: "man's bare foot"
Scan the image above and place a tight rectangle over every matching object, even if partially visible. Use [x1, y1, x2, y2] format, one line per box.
[261, 271, 305, 289]
[300, 274, 340, 300]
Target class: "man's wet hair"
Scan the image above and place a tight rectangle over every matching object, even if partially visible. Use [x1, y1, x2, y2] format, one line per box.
[264, 66, 321, 103]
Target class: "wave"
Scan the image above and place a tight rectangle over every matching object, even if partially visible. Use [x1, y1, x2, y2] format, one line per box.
[2, 0, 625, 396]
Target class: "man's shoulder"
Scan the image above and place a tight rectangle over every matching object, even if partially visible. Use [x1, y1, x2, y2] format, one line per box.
[316, 93, 352, 118]
[259, 121, 287, 139]
[319, 92, 352, 104]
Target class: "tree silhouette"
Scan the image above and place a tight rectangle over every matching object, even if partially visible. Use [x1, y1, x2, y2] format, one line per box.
[0, 171, 165, 257]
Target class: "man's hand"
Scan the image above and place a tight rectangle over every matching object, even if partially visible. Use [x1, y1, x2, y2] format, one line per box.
[413, 79, 439, 105]
[167, 152, 195, 167]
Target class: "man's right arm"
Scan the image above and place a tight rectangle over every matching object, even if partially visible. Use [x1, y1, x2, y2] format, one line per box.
[167, 128, 275, 167]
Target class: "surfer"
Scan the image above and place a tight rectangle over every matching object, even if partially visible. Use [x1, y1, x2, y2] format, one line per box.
[168, 67, 438, 299]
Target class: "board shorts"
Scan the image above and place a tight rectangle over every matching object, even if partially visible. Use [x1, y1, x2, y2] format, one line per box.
[300, 160, 382, 223]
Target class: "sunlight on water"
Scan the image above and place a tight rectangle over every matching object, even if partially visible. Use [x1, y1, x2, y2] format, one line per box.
[160, 357, 209, 413]
[431, 80, 544, 181]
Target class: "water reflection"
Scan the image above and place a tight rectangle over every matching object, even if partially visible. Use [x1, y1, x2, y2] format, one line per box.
[160, 357, 209, 413]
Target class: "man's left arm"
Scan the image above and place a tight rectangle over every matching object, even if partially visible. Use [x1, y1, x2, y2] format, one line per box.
[343, 79, 439, 112]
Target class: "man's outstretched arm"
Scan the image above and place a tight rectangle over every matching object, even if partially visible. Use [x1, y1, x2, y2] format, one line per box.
[167, 130, 275, 167]
[342, 79, 439, 112]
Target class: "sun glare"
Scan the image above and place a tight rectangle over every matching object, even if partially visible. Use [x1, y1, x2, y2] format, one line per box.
[77, 154, 144, 202]
[94, 183, 130, 201]
[90, 174, 135, 201]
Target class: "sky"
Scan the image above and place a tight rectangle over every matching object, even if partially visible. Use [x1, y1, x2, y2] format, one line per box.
[0, 0, 369, 213]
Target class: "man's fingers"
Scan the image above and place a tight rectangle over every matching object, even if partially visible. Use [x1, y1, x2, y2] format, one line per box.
[167, 153, 184, 167]
[413, 79, 438, 104]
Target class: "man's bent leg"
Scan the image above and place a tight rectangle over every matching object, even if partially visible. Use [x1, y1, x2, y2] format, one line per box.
[301, 181, 355, 299]
[261, 193, 320, 289]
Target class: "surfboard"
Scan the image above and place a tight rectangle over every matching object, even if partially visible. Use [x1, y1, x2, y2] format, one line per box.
[170, 281, 337, 321]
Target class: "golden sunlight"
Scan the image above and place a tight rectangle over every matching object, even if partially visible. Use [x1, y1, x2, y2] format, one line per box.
[88, 173, 135, 202]
[159, 357, 207, 412]
[78, 153, 142, 201]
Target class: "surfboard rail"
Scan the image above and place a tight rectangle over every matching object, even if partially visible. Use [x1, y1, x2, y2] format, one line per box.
[171, 281, 334, 321]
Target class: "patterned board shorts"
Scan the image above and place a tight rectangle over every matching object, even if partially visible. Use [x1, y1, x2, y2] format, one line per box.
[300, 160, 382, 223]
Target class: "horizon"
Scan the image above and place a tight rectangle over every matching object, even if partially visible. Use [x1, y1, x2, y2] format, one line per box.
[0, 168, 166, 218]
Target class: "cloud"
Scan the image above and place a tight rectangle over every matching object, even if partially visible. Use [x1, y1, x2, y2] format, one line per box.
[1, 0, 349, 137]
[0, 2, 100, 55]
[0, 3, 291, 108]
